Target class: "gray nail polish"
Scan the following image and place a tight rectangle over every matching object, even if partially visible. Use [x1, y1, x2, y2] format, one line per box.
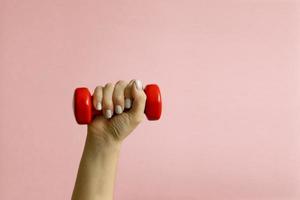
[115, 105, 123, 114]
[105, 109, 112, 118]
[125, 98, 132, 109]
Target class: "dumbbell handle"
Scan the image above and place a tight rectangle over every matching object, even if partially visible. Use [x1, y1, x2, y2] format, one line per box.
[73, 84, 162, 124]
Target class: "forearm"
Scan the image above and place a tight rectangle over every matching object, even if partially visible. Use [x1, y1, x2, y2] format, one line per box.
[72, 132, 121, 200]
[72, 79, 147, 199]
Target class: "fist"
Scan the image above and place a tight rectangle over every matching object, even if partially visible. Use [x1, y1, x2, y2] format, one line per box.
[87, 79, 147, 144]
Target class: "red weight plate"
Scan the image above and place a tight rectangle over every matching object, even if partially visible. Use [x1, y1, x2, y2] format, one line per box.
[144, 84, 162, 120]
[74, 88, 93, 124]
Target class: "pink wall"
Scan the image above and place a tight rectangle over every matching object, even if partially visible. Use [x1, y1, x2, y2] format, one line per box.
[1, 0, 300, 199]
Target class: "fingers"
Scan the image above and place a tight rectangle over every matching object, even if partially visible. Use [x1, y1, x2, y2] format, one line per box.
[93, 86, 103, 111]
[92, 79, 147, 122]
[113, 80, 127, 114]
[102, 83, 115, 119]
[124, 80, 134, 110]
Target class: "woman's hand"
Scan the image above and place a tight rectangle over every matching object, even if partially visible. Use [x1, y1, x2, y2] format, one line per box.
[72, 79, 147, 200]
[87, 79, 147, 146]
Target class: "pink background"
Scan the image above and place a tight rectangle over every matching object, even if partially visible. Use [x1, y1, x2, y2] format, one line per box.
[1, 0, 300, 199]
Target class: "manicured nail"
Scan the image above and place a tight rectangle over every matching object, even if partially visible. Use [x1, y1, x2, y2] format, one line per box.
[125, 98, 132, 109]
[134, 79, 142, 90]
[105, 109, 112, 119]
[115, 105, 123, 114]
[96, 102, 102, 110]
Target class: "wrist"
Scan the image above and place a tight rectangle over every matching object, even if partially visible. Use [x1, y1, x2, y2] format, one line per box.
[72, 130, 121, 200]
[85, 131, 122, 155]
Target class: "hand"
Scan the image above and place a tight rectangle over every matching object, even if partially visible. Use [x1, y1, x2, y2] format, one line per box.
[87, 79, 147, 146]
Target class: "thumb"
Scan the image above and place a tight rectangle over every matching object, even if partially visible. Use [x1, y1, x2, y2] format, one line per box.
[128, 79, 147, 123]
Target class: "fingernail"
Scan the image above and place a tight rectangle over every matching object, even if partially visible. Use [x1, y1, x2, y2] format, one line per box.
[105, 109, 112, 119]
[115, 105, 123, 114]
[125, 98, 132, 109]
[96, 102, 102, 110]
[134, 79, 142, 90]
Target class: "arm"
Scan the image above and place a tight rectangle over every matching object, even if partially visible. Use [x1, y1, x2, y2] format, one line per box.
[71, 133, 121, 200]
[72, 79, 146, 200]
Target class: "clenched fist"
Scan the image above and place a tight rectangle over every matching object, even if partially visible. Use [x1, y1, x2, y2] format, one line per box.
[87, 79, 147, 145]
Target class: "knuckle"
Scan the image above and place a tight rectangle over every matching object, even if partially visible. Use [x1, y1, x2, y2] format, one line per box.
[105, 82, 114, 88]
[124, 87, 131, 96]
[139, 92, 147, 101]
[94, 86, 103, 93]
[95, 95, 102, 101]
[102, 94, 113, 104]
[115, 80, 127, 87]
[113, 95, 123, 104]
[103, 97, 112, 104]
[94, 87, 103, 99]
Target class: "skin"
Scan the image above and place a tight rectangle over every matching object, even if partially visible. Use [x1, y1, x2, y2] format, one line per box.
[72, 79, 147, 200]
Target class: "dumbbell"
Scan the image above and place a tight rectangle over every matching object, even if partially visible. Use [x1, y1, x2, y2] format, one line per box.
[73, 84, 162, 124]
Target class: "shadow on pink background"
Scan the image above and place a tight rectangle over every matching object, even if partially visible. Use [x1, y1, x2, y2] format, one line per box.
[1, 0, 300, 199]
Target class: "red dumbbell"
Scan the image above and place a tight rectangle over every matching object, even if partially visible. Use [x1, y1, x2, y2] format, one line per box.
[73, 84, 162, 124]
